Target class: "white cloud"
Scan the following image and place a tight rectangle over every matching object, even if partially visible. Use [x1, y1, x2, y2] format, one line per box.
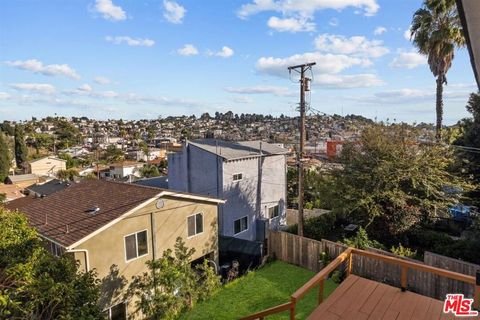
[404, 25, 412, 40]
[93, 76, 111, 85]
[315, 73, 384, 88]
[0, 92, 10, 100]
[10, 83, 56, 95]
[208, 46, 234, 58]
[256, 52, 370, 77]
[105, 36, 155, 47]
[233, 96, 253, 104]
[163, 0, 186, 24]
[93, 0, 126, 21]
[374, 26, 387, 35]
[352, 87, 470, 106]
[314, 33, 389, 58]
[225, 85, 293, 96]
[267, 16, 315, 32]
[5, 59, 80, 80]
[389, 50, 426, 69]
[77, 84, 93, 92]
[255, 51, 384, 88]
[64, 84, 118, 98]
[237, 0, 380, 19]
[177, 44, 199, 56]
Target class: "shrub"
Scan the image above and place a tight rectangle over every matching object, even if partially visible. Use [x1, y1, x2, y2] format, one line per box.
[342, 227, 385, 250]
[286, 213, 337, 240]
[390, 244, 417, 259]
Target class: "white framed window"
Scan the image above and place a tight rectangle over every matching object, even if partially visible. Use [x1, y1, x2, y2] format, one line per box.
[187, 213, 203, 237]
[234, 216, 248, 235]
[124, 230, 148, 262]
[104, 301, 127, 320]
[268, 205, 279, 219]
[233, 173, 243, 181]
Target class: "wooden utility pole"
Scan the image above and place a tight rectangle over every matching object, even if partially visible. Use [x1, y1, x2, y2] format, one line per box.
[288, 62, 315, 237]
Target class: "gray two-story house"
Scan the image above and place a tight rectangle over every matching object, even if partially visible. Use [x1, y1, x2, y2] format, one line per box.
[168, 139, 288, 242]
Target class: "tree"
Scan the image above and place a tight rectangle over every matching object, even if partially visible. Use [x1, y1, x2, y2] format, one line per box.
[105, 145, 125, 163]
[140, 164, 160, 178]
[455, 92, 480, 204]
[0, 133, 10, 181]
[14, 125, 27, 169]
[54, 120, 82, 149]
[57, 168, 79, 181]
[322, 125, 470, 243]
[125, 237, 220, 320]
[0, 208, 102, 319]
[410, 0, 465, 141]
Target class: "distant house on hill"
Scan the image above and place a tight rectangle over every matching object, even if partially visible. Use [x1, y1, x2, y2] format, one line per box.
[6, 179, 224, 319]
[168, 139, 288, 244]
[26, 156, 67, 177]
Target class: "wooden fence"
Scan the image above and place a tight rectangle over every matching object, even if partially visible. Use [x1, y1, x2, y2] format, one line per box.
[268, 230, 480, 301]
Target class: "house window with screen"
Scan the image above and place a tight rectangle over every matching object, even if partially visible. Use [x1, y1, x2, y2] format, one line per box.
[104, 302, 127, 320]
[234, 216, 248, 234]
[268, 205, 279, 219]
[233, 173, 243, 181]
[187, 213, 203, 237]
[124, 230, 148, 261]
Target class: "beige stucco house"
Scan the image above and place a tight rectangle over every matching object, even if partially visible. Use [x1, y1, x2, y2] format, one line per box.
[6, 179, 224, 319]
[26, 156, 67, 177]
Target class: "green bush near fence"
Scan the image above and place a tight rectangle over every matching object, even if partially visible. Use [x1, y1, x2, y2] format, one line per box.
[286, 213, 338, 240]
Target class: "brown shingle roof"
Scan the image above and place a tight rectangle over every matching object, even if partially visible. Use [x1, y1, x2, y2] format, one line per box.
[5, 179, 161, 247]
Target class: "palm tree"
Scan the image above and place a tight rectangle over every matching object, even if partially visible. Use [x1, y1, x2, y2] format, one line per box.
[410, 0, 464, 141]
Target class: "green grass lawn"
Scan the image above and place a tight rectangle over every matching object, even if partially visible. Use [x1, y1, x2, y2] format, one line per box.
[180, 260, 338, 320]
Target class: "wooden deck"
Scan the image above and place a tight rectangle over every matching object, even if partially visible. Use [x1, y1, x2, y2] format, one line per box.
[307, 275, 477, 320]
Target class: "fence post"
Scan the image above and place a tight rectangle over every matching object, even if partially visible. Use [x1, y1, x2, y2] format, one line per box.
[475, 271, 480, 310]
[318, 278, 324, 304]
[401, 266, 408, 292]
[289, 297, 296, 320]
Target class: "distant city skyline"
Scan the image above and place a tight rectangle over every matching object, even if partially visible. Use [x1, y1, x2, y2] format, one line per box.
[0, 0, 476, 124]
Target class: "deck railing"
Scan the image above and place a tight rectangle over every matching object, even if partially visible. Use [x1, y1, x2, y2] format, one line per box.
[239, 247, 480, 320]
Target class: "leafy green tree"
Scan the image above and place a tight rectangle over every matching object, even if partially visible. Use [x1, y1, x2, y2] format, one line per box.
[0, 208, 102, 319]
[323, 125, 470, 243]
[31, 133, 54, 154]
[0, 133, 10, 181]
[0, 122, 14, 136]
[125, 237, 220, 320]
[410, 0, 465, 141]
[140, 165, 160, 178]
[14, 125, 28, 169]
[57, 168, 79, 181]
[455, 92, 480, 204]
[104, 145, 125, 163]
[54, 120, 82, 149]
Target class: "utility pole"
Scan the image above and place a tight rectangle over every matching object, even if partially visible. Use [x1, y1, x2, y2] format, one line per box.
[288, 62, 315, 237]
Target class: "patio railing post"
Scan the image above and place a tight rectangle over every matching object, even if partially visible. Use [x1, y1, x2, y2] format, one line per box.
[346, 251, 353, 278]
[290, 297, 296, 320]
[401, 266, 408, 292]
[318, 278, 324, 304]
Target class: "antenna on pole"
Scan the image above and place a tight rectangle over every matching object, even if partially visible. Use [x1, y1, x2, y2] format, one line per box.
[287, 62, 315, 237]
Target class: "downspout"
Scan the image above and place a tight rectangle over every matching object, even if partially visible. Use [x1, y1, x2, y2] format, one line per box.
[66, 248, 90, 272]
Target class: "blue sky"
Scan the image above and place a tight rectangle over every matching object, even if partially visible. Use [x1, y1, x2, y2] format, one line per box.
[0, 0, 476, 124]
